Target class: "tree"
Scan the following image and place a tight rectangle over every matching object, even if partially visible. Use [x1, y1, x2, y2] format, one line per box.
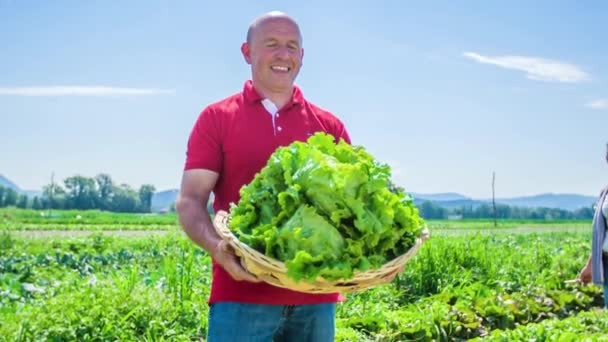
[496, 204, 511, 219]
[418, 201, 447, 219]
[64, 176, 98, 210]
[16, 194, 28, 209]
[95, 173, 114, 210]
[474, 204, 492, 218]
[574, 206, 594, 219]
[32, 196, 42, 210]
[43, 182, 66, 209]
[138, 184, 156, 213]
[38, 173, 156, 213]
[111, 184, 139, 212]
[3, 188, 18, 207]
[0, 186, 5, 207]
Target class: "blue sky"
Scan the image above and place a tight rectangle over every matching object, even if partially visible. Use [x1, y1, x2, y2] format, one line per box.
[1, 1, 606, 198]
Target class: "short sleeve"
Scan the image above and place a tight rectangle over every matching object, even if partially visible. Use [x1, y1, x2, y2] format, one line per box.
[184, 107, 223, 172]
[333, 119, 351, 145]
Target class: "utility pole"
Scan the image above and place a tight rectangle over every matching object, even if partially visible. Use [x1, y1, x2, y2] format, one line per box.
[49, 172, 55, 217]
[492, 171, 497, 227]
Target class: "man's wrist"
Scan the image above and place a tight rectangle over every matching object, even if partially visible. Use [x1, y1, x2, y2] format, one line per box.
[208, 238, 224, 258]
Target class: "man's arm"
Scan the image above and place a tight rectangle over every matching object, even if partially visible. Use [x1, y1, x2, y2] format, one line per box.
[176, 169, 259, 282]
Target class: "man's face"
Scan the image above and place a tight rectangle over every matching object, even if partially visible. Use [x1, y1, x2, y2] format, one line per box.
[242, 17, 303, 94]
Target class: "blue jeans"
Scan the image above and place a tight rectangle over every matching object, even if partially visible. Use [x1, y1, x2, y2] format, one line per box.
[207, 302, 336, 342]
[604, 283, 608, 308]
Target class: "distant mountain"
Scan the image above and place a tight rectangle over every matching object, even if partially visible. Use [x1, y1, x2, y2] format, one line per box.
[149, 189, 218, 213]
[493, 193, 596, 211]
[411, 192, 597, 211]
[151, 189, 179, 212]
[0, 174, 20, 191]
[0, 174, 43, 198]
[411, 192, 470, 202]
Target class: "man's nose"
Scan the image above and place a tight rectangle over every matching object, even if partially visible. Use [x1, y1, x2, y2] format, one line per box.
[274, 46, 291, 59]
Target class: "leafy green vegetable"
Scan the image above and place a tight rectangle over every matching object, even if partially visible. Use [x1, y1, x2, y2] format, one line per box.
[228, 132, 424, 282]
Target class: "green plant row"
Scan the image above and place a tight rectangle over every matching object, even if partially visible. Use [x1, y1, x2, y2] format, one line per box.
[473, 309, 608, 341]
[1, 208, 178, 225]
[1, 274, 209, 341]
[336, 283, 603, 341]
[1, 233, 212, 341]
[394, 232, 590, 302]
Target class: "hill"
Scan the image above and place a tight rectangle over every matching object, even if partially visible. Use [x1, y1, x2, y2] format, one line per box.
[0, 174, 20, 191]
[413, 192, 596, 211]
[410, 192, 469, 202]
[151, 189, 179, 212]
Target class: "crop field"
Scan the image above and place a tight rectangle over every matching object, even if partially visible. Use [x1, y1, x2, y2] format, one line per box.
[1, 208, 606, 341]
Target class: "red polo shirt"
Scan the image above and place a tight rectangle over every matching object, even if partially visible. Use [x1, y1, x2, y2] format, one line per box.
[184, 80, 351, 305]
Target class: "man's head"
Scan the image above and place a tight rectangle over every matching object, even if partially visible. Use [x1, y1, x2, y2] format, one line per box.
[241, 11, 303, 96]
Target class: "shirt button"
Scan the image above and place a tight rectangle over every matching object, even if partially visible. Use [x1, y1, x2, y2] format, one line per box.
[276, 113, 280, 117]
[277, 126, 282, 131]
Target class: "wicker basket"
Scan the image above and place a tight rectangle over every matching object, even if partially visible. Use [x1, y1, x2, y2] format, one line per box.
[213, 210, 430, 294]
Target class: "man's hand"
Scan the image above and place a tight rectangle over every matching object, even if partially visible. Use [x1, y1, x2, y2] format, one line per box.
[212, 240, 261, 283]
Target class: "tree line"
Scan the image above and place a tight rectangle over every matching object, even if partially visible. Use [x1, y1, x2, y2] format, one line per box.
[0, 176, 597, 219]
[386, 180, 595, 220]
[0, 174, 156, 213]
[416, 200, 595, 220]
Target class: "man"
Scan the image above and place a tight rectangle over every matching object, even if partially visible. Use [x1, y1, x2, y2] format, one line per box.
[176, 11, 351, 342]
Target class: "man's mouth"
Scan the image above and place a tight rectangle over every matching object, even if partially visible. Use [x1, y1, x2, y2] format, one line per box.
[271, 65, 290, 72]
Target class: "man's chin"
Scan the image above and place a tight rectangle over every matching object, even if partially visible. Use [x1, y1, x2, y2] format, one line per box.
[268, 80, 295, 91]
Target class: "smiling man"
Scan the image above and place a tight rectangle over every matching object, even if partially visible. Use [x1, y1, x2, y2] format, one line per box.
[176, 11, 351, 342]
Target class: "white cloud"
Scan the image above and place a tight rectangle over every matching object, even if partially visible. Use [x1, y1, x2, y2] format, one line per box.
[586, 99, 608, 109]
[463, 52, 590, 83]
[0, 86, 175, 96]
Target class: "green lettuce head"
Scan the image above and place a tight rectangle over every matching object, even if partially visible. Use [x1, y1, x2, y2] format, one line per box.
[228, 132, 424, 283]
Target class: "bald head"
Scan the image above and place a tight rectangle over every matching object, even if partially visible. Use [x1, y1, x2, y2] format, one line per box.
[246, 11, 302, 46]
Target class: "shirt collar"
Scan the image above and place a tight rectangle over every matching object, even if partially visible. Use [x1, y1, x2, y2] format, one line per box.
[242, 80, 304, 110]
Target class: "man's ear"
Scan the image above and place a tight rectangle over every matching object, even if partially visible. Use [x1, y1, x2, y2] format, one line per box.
[241, 43, 252, 64]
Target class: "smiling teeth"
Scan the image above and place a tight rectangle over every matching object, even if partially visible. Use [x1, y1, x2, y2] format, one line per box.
[272, 66, 289, 71]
